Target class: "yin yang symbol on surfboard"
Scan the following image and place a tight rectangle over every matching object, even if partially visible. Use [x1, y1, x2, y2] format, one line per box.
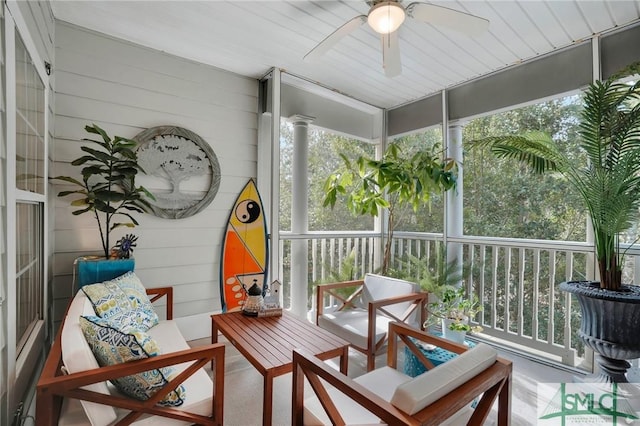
[220, 179, 268, 312]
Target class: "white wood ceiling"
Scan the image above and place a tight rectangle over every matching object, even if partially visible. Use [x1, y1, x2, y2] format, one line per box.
[51, 1, 640, 109]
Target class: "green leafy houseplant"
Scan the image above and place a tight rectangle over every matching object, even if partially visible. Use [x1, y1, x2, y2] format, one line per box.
[323, 143, 457, 274]
[468, 62, 640, 291]
[55, 124, 154, 259]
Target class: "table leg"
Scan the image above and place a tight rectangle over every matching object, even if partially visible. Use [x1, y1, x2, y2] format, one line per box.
[211, 319, 219, 344]
[340, 346, 349, 375]
[263, 373, 274, 426]
[211, 320, 219, 374]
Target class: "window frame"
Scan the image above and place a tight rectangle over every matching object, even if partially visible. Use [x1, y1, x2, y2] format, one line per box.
[4, 1, 49, 417]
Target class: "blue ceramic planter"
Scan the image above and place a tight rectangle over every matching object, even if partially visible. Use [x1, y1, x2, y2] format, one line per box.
[75, 257, 135, 289]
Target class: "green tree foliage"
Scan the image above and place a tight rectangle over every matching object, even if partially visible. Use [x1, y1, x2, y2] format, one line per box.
[467, 64, 640, 291]
[390, 128, 445, 233]
[279, 121, 375, 231]
[463, 97, 586, 241]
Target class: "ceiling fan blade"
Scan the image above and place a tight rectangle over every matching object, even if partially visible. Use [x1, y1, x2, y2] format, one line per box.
[382, 31, 401, 78]
[406, 2, 489, 36]
[304, 15, 367, 62]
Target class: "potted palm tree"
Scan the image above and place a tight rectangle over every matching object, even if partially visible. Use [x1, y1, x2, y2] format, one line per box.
[55, 124, 153, 287]
[469, 62, 640, 382]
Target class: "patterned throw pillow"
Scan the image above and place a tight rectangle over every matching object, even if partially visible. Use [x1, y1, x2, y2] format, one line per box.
[79, 316, 185, 407]
[109, 272, 159, 330]
[82, 273, 159, 331]
[82, 282, 133, 321]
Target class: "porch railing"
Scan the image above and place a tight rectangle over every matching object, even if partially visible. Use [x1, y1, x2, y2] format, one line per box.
[281, 231, 627, 366]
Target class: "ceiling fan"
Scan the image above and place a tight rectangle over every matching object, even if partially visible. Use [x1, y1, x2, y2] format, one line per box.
[304, 1, 489, 78]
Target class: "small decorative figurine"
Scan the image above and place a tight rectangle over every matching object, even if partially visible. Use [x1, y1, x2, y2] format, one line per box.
[110, 234, 138, 259]
[259, 280, 283, 317]
[241, 280, 263, 316]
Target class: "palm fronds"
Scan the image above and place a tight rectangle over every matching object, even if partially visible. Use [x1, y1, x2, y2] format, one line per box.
[467, 61, 640, 290]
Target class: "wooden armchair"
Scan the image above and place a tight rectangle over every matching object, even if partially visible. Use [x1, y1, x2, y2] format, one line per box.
[293, 322, 512, 425]
[316, 273, 427, 371]
[36, 287, 225, 426]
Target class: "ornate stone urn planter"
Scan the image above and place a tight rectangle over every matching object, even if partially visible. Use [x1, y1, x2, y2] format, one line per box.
[560, 281, 640, 383]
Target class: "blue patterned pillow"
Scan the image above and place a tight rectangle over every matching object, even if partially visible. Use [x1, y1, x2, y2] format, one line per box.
[79, 316, 186, 407]
[82, 273, 159, 331]
[108, 272, 159, 330]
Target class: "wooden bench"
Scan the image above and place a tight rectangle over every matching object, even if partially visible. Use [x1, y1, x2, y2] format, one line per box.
[36, 286, 225, 426]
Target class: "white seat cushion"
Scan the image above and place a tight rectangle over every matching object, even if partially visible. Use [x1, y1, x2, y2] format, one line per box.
[391, 343, 498, 415]
[117, 320, 215, 425]
[303, 366, 412, 425]
[317, 309, 391, 350]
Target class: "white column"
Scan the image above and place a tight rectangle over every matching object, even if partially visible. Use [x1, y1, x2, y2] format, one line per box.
[446, 124, 464, 276]
[290, 115, 314, 319]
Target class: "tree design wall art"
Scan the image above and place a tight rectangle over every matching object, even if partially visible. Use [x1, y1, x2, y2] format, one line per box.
[133, 126, 221, 219]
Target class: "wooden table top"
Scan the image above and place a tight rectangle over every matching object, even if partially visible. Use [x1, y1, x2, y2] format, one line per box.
[211, 311, 349, 375]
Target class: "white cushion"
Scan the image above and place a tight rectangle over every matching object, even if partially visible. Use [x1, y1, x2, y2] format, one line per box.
[61, 290, 118, 426]
[117, 320, 215, 425]
[362, 274, 418, 320]
[317, 309, 390, 350]
[303, 366, 411, 425]
[390, 343, 498, 415]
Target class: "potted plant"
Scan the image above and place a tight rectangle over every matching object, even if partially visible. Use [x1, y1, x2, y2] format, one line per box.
[426, 286, 483, 344]
[323, 143, 457, 274]
[468, 62, 640, 382]
[55, 124, 153, 287]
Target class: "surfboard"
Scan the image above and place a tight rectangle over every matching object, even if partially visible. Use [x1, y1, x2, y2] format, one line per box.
[220, 179, 269, 312]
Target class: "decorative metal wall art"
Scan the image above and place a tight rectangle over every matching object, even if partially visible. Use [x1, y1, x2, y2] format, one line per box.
[133, 126, 221, 219]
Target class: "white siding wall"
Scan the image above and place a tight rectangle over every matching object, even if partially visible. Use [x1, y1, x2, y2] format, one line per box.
[52, 22, 258, 339]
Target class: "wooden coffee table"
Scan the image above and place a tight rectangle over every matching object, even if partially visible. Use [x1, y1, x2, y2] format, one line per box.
[211, 311, 349, 426]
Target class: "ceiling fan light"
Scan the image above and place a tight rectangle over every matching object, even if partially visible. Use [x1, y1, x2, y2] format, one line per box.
[368, 2, 405, 34]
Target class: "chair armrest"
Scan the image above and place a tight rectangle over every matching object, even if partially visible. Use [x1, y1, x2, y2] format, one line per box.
[315, 280, 364, 324]
[147, 286, 173, 320]
[292, 348, 413, 425]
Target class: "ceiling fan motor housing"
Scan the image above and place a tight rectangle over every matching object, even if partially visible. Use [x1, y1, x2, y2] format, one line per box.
[367, 1, 406, 34]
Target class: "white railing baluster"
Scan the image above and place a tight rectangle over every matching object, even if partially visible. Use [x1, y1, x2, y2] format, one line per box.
[321, 238, 327, 281]
[505, 247, 511, 333]
[532, 249, 540, 342]
[548, 250, 556, 346]
[518, 248, 525, 337]
[311, 238, 318, 284]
